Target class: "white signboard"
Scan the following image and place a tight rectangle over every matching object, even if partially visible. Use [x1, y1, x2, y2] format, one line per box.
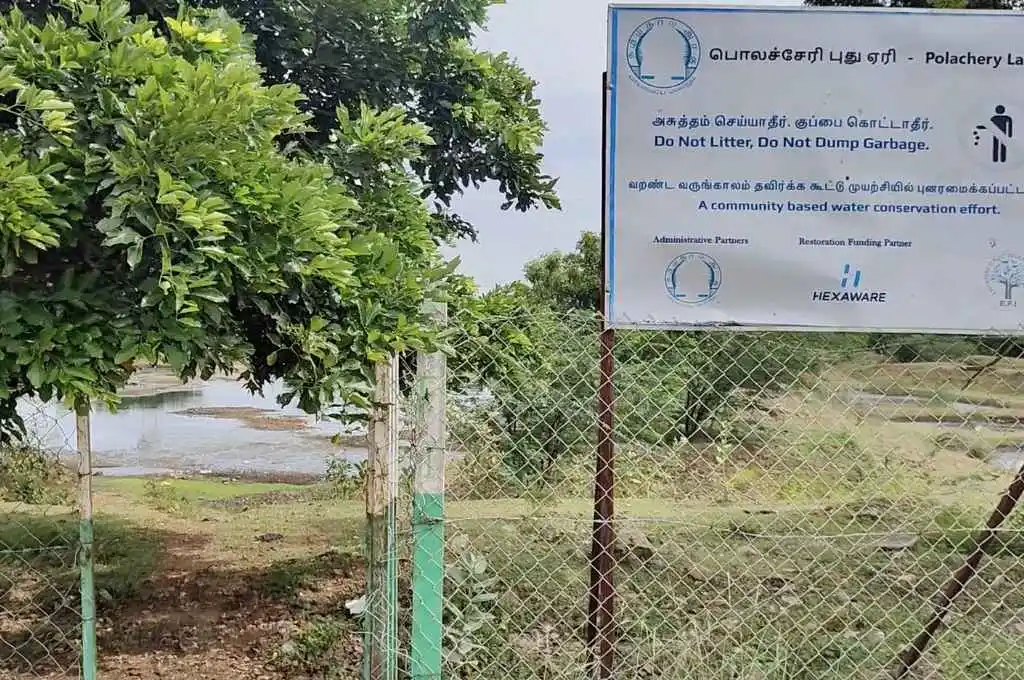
[606, 4, 1024, 333]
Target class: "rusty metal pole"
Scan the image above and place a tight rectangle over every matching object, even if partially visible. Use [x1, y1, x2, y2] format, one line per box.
[892, 457, 1024, 679]
[586, 69, 617, 680]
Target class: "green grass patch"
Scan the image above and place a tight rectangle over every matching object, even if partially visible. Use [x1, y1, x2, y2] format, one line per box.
[95, 476, 307, 501]
[441, 495, 1024, 679]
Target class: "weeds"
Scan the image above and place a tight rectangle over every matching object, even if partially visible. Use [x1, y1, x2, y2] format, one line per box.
[444, 533, 505, 676]
[0, 446, 74, 505]
[274, 616, 350, 677]
[141, 479, 192, 515]
[259, 550, 359, 602]
[261, 560, 315, 601]
[448, 447, 524, 501]
[321, 458, 368, 500]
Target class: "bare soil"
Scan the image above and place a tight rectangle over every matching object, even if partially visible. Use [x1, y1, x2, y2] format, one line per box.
[174, 406, 314, 432]
[3, 494, 366, 680]
[95, 550, 363, 680]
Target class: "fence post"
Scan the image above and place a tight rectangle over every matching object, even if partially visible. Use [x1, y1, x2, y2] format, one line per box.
[364, 354, 400, 680]
[411, 302, 447, 679]
[75, 401, 97, 680]
[587, 69, 617, 680]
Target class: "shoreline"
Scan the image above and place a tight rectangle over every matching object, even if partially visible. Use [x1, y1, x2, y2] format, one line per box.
[91, 466, 327, 485]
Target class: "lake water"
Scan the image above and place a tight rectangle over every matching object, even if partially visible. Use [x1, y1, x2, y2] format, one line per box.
[27, 380, 1021, 480]
[991, 444, 1024, 473]
[19, 376, 367, 478]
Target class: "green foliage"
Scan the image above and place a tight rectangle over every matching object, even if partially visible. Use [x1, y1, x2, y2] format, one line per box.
[523, 230, 601, 312]
[189, 0, 560, 236]
[616, 328, 830, 444]
[866, 333, 1024, 363]
[447, 282, 588, 480]
[868, 334, 984, 363]
[321, 457, 368, 500]
[447, 279, 541, 386]
[0, 0, 560, 242]
[141, 479, 191, 514]
[0, 0, 449, 438]
[444, 534, 505, 676]
[450, 232, 857, 482]
[274, 616, 349, 676]
[447, 446, 522, 501]
[0, 445, 73, 504]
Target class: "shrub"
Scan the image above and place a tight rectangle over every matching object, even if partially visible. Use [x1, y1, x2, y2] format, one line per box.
[449, 303, 834, 486]
[0, 445, 73, 504]
[141, 479, 191, 515]
[444, 534, 505, 676]
[321, 457, 368, 500]
[274, 616, 350, 677]
[869, 334, 982, 363]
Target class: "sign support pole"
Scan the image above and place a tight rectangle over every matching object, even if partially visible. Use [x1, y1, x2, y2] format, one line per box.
[586, 69, 618, 680]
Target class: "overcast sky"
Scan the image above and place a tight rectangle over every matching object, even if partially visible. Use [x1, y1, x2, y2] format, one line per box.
[445, 0, 802, 290]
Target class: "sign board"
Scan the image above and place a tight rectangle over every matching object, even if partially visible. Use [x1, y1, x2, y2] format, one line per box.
[606, 4, 1024, 333]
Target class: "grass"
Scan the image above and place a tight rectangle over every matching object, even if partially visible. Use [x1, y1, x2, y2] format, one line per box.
[93, 476, 306, 500]
[6, 356, 1024, 678]
[837, 355, 1024, 407]
[4, 474, 1022, 679]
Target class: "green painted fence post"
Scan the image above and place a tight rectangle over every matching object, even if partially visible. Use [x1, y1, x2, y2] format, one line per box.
[410, 302, 447, 679]
[76, 402, 97, 680]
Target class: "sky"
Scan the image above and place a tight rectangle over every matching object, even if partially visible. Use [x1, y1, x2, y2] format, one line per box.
[445, 0, 802, 291]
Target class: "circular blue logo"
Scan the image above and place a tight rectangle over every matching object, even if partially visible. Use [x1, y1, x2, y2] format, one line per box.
[664, 252, 721, 305]
[626, 17, 701, 93]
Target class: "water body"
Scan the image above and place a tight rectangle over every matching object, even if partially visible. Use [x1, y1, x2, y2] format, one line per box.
[24, 382, 1016, 478]
[19, 376, 366, 478]
[840, 391, 992, 415]
[840, 391, 1024, 473]
[990, 445, 1024, 473]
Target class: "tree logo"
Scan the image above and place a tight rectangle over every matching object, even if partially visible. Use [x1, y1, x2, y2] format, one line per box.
[626, 17, 701, 94]
[664, 252, 721, 305]
[985, 253, 1024, 308]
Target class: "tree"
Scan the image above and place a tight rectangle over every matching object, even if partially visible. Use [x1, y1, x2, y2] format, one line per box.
[449, 233, 845, 487]
[183, 0, 561, 242]
[523, 231, 601, 312]
[522, 232, 839, 440]
[0, 0, 562, 242]
[0, 0, 448, 441]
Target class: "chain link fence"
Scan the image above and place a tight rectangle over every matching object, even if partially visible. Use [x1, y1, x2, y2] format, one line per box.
[365, 308, 1024, 679]
[1, 401, 82, 678]
[7, 309, 1024, 679]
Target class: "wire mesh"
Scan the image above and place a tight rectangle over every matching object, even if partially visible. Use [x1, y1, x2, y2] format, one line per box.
[1, 400, 81, 679]
[374, 308, 1024, 680]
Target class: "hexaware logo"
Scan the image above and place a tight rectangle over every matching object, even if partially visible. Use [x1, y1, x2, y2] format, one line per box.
[626, 17, 701, 94]
[810, 264, 888, 304]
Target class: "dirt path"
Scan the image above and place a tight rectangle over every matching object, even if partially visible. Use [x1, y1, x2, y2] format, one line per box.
[12, 517, 365, 680]
[104, 530, 364, 680]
